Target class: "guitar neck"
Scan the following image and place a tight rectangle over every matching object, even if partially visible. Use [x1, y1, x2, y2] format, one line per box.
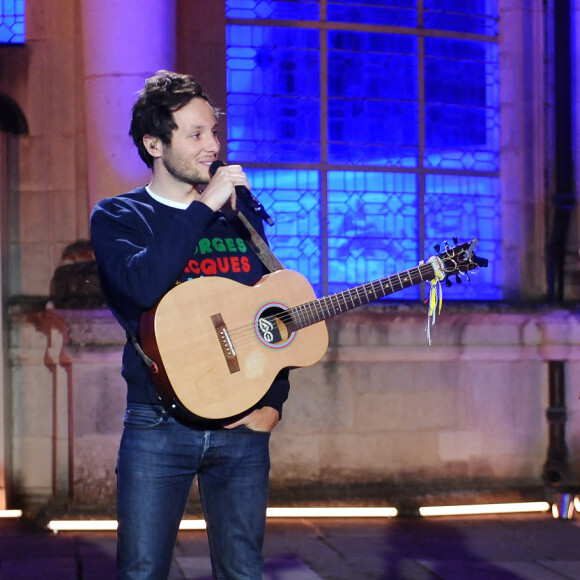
[288, 260, 438, 331]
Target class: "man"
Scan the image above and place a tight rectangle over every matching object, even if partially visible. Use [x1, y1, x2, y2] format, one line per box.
[90, 70, 290, 579]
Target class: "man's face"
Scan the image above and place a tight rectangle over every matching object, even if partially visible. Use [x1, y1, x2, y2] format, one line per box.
[161, 98, 220, 186]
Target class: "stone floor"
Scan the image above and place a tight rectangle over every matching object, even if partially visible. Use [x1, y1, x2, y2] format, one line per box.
[1, 512, 580, 579]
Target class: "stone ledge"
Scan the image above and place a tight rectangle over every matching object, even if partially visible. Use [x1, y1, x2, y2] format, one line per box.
[27, 477, 553, 525]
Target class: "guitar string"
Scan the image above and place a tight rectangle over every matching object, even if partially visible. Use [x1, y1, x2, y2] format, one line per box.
[217, 262, 440, 351]
[224, 262, 439, 346]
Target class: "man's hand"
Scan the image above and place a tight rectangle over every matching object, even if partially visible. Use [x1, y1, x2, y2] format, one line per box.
[223, 406, 280, 432]
[199, 164, 249, 212]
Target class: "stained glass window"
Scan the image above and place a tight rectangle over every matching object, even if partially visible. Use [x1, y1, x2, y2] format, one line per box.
[327, 0, 417, 27]
[424, 0, 499, 36]
[327, 31, 418, 167]
[226, 0, 319, 20]
[0, 0, 25, 44]
[425, 174, 501, 298]
[226, 25, 320, 163]
[328, 171, 419, 296]
[226, 1, 500, 301]
[245, 168, 321, 283]
[424, 38, 499, 171]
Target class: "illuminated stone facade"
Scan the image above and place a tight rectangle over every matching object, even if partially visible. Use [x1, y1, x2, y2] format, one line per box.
[0, 1, 579, 513]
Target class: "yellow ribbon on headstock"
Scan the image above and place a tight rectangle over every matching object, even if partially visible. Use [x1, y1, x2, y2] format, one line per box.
[426, 278, 443, 346]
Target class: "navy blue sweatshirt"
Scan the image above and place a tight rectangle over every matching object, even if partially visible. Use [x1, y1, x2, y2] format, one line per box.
[90, 186, 290, 418]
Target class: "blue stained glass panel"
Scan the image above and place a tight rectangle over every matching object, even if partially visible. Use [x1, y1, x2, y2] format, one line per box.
[424, 38, 499, 171]
[226, 1, 501, 302]
[226, 0, 320, 20]
[227, 25, 321, 163]
[327, 31, 419, 166]
[424, 175, 501, 299]
[327, 171, 419, 298]
[243, 169, 322, 294]
[424, 0, 498, 36]
[0, 0, 25, 44]
[327, 0, 417, 27]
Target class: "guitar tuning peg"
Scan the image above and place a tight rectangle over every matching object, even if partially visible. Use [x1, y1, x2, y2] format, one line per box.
[434, 244, 441, 252]
[453, 236, 458, 244]
[455, 274, 462, 284]
[445, 278, 453, 288]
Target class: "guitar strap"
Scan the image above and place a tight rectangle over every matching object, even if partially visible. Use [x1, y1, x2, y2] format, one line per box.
[128, 332, 157, 372]
[220, 204, 285, 273]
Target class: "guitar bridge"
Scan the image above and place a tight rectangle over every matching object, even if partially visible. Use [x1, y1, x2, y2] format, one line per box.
[211, 313, 240, 374]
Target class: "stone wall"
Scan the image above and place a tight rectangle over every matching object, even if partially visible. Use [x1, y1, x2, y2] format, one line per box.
[9, 302, 580, 512]
[3, 0, 580, 517]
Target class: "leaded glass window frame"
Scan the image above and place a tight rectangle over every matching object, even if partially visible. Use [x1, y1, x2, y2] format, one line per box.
[0, 0, 25, 44]
[225, 1, 501, 301]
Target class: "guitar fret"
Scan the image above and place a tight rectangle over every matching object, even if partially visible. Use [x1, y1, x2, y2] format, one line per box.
[319, 296, 328, 318]
[328, 296, 336, 314]
[294, 304, 307, 329]
[312, 301, 323, 322]
[318, 301, 325, 320]
[362, 284, 370, 302]
[303, 302, 312, 325]
[302, 303, 310, 325]
[306, 302, 316, 324]
[328, 296, 337, 316]
[348, 289, 354, 308]
[327, 296, 335, 317]
[310, 300, 321, 323]
[325, 296, 334, 315]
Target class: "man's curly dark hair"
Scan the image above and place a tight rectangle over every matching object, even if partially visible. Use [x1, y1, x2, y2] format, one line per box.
[129, 70, 218, 168]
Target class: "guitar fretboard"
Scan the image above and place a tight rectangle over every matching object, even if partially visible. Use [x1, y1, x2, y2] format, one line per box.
[287, 261, 437, 332]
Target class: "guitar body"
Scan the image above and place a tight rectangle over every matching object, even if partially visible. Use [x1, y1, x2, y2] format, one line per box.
[140, 269, 329, 420]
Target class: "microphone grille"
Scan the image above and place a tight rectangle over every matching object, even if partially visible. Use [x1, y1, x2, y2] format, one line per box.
[209, 160, 225, 177]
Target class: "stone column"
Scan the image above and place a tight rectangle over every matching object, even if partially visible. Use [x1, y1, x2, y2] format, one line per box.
[499, 0, 547, 300]
[81, 0, 177, 210]
[573, 0, 580, 262]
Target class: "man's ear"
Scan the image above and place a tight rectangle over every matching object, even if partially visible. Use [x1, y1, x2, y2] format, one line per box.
[143, 135, 163, 159]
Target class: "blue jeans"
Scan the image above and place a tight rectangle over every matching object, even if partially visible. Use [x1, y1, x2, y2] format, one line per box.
[116, 404, 272, 580]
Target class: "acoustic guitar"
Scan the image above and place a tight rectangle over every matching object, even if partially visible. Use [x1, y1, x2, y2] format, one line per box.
[140, 238, 487, 420]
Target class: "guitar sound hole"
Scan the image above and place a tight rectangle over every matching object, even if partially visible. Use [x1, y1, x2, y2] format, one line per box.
[256, 305, 292, 345]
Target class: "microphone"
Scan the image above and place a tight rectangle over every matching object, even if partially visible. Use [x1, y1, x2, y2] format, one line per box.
[209, 160, 274, 226]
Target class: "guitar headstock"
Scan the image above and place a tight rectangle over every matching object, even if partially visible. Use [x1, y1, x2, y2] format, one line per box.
[431, 237, 489, 287]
